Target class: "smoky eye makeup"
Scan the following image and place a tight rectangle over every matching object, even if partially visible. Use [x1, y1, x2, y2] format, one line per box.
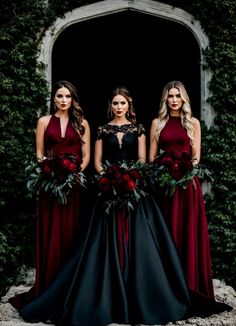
[56, 94, 71, 98]
[168, 93, 181, 98]
[112, 101, 127, 106]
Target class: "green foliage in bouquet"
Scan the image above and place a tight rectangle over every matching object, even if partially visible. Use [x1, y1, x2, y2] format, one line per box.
[26, 153, 87, 204]
[151, 151, 213, 196]
[95, 161, 149, 215]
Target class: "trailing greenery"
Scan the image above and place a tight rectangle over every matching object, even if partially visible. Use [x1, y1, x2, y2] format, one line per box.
[0, 0, 235, 296]
[0, 0, 49, 296]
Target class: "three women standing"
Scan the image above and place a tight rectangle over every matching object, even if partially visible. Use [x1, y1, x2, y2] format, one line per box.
[13, 86, 190, 326]
[9, 81, 231, 324]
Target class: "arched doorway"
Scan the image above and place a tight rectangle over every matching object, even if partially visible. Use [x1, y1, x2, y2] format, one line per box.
[39, 0, 212, 166]
[52, 10, 200, 141]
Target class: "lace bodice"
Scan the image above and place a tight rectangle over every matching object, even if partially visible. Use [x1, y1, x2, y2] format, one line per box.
[96, 123, 145, 164]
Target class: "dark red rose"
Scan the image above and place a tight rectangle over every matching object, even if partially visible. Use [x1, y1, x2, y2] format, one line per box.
[123, 179, 136, 191]
[170, 160, 184, 180]
[171, 160, 180, 171]
[181, 151, 192, 160]
[67, 163, 77, 172]
[113, 172, 122, 179]
[171, 151, 182, 160]
[159, 156, 173, 166]
[118, 174, 132, 191]
[171, 171, 183, 180]
[122, 173, 131, 182]
[98, 176, 111, 192]
[181, 160, 193, 172]
[98, 176, 110, 185]
[106, 165, 121, 175]
[61, 158, 71, 168]
[43, 164, 51, 175]
[111, 176, 122, 187]
[41, 159, 53, 175]
[128, 169, 141, 180]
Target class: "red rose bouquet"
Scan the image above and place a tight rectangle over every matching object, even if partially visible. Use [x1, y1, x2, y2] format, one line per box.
[96, 161, 148, 215]
[25, 153, 87, 204]
[151, 150, 213, 196]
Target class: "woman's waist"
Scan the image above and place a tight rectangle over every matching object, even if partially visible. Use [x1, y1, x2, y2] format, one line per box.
[45, 147, 81, 158]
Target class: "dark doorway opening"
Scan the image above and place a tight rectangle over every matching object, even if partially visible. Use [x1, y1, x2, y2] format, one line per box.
[52, 10, 201, 163]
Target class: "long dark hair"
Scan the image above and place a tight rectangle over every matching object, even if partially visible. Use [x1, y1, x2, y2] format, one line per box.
[107, 86, 137, 124]
[50, 80, 85, 138]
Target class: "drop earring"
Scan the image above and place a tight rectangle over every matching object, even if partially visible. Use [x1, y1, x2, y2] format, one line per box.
[108, 107, 114, 119]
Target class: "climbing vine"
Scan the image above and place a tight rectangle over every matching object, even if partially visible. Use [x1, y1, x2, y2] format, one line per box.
[0, 0, 235, 295]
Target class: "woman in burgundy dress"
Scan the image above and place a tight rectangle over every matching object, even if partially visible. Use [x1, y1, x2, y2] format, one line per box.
[9, 80, 90, 309]
[149, 80, 231, 315]
[14, 87, 190, 326]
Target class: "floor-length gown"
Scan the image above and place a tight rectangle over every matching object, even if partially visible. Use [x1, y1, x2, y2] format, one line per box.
[157, 116, 231, 314]
[9, 115, 84, 309]
[15, 123, 190, 325]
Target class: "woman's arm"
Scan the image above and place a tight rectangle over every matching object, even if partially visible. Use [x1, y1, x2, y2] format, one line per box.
[94, 138, 104, 174]
[138, 134, 146, 163]
[36, 116, 50, 162]
[80, 119, 90, 171]
[192, 118, 201, 165]
[149, 119, 158, 162]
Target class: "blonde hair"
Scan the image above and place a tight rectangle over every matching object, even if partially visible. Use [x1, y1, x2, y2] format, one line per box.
[155, 80, 195, 146]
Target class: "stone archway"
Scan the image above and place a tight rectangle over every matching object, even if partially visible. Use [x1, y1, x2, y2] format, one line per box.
[39, 0, 213, 127]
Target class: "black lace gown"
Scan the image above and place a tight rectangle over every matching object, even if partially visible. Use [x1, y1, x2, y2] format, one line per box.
[19, 124, 190, 326]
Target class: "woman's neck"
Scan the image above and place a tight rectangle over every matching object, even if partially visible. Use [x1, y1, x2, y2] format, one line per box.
[109, 117, 130, 126]
[169, 109, 181, 117]
[55, 110, 69, 118]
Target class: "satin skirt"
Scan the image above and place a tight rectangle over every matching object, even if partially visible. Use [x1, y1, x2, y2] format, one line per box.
[161, 177, 215, 299]
[9, 185, 82, 310]
[19, 195, 190, 326]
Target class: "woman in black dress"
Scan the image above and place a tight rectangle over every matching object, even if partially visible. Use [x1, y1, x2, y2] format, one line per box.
[16, 86, 190, 326]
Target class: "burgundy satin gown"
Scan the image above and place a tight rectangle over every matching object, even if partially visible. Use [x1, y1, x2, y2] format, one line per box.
[158, 116, 214, 300]
[9, 115, 83, 308]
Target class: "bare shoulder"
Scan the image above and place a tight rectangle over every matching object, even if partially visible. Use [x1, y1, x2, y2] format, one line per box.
[192, 117, 200, 128]
[37, 115, 51, 128]
[82, 119, 90, 128]
[151, 118, 158, 128]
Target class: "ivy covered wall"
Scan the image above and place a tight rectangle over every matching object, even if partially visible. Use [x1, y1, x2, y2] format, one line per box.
[0, 0, 235, 295]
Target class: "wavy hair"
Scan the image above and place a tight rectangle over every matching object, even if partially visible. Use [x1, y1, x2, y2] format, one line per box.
[155, 80, 195, 146]
[107, 86, 137, 124]
[50, 80, 85, 139]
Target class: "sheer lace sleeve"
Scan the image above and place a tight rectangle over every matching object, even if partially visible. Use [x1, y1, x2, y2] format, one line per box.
[96, 126, 103, 140]
[137, 124, 146, 137]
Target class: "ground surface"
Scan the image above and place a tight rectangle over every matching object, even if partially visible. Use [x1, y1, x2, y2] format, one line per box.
[0, 270, 235, 326]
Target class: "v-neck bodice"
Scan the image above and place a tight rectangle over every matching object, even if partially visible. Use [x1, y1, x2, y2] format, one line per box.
[44, 115, 82, 158]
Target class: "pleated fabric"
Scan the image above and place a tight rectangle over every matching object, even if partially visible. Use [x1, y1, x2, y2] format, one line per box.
[19, 196, 190, 326]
